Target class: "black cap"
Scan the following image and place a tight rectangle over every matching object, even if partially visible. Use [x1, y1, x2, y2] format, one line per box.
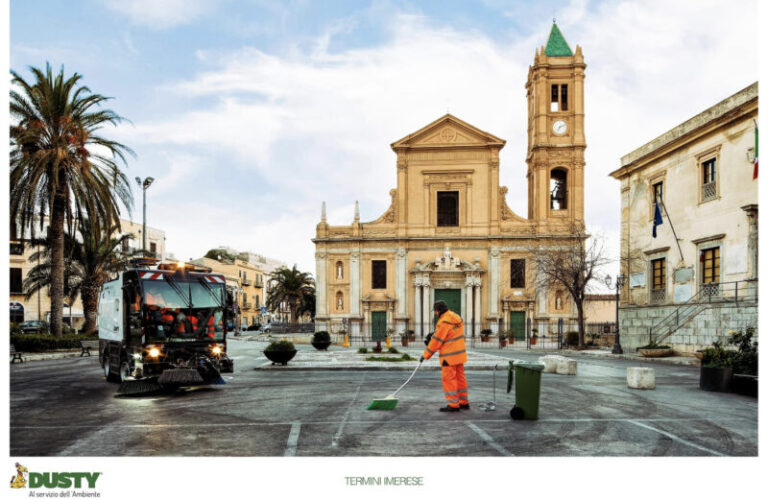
[433, 300, 448, 316]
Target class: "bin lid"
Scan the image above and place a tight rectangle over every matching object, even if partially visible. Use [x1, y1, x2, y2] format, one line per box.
[513, 360, 545, 371]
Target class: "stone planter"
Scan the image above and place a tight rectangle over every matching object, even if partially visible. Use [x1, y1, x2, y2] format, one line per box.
[311, 340, 331, 351]
[401, 337, 409, 347]
[638, 348, 673, 358]
[732, 374, 757, 397]
[699, 365, 733, 392]
[531, 337, 538, 346]
[499, 339, 507, 348]
[264, 349, 297, 366]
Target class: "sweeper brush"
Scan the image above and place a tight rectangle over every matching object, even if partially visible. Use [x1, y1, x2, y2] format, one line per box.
[367, 360, 422, 410]
[117, 377, 164, 396]
[158, 368, 204, 385]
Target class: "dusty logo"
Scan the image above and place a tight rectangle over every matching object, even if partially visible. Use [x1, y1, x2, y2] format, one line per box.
[10, 463, 28, 489]
[8, 463, 99, 490]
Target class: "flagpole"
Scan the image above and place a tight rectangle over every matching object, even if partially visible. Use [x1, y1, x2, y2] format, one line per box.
[657, 197, 684, 263]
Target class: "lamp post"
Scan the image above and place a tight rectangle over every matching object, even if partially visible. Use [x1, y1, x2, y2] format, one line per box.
[135, 177, 155, 254]
[604, 273, 625, 354]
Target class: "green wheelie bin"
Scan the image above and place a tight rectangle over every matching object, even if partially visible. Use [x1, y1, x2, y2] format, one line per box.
[507, 360, 545, 420]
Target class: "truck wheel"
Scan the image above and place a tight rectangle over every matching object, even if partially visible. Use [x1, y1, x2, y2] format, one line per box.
[104, 356, 121, 383]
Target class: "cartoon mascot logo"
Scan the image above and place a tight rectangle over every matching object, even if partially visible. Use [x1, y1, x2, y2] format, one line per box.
[10, 462, 28, 489]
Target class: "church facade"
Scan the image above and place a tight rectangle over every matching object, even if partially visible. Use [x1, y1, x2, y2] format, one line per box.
[313, 24, 587, 340]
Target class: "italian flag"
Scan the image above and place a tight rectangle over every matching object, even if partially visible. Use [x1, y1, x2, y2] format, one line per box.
[754, 124, 758, 180]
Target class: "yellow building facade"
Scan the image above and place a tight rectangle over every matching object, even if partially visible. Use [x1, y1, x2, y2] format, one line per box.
[190, 256, 265, 328]
[313, 24, 587, 340]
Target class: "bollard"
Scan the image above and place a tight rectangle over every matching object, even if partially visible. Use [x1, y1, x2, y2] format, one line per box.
[627, 367, 656, 389]
[343, 334, 350, 348]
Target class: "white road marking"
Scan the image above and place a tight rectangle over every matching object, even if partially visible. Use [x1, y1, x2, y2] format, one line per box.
[284, 422, 301, 457]
[627, 419, 727, 457]
[466, 422, 514, 456]
[331, 373, 367, 448]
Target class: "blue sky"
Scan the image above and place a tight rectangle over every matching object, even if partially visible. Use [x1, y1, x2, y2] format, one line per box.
[9, 0, 760, 278]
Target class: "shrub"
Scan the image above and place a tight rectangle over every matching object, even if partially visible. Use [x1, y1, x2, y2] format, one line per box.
[729, 327, 758, 375]
[10, 323, 21, 335]
[639, 341, 670, 349]
[10, 332, 97, 352]
[480, 329, 492, 336]
[700, 340, 736, 368]
[357, 347, 368, 354]
[313, 331, 331, 343]
[264, 340, 296, 353]
[246, 323, 261, 331]
[387, 347, 399, 354]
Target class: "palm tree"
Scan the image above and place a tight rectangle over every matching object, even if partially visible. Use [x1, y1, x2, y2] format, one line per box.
[265, 265, 315, 323]
[10, 63, 133, 337]
[24, 219, 136, 334]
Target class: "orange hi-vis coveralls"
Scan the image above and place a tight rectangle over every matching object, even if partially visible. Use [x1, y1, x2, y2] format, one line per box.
[422, 310, 469, 409]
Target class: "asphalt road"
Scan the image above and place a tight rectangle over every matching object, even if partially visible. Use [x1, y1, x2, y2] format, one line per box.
[9, 339, 758, 457]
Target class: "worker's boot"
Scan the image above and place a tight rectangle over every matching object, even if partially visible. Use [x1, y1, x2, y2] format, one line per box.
[460, 403, 470, 410]
[439, 405, 460, 412]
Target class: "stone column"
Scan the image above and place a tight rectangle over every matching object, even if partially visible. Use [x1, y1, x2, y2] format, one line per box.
[413, 280, 422, 337]
[474, 281, 482, 333]
[350, 250, 361, 315]
[742, 204, 758, 281]
[488, 247, 500, 333]
[464, 277, 474, 337]
[315, 251, 327, 331]
[396, 248, 408, 333]
[422, 278, 431, 334]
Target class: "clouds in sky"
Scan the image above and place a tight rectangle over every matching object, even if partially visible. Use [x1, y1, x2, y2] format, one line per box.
[13, 0, 758, 281]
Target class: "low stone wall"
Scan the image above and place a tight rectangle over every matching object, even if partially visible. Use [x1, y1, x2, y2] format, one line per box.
[619, 301, 758, 353]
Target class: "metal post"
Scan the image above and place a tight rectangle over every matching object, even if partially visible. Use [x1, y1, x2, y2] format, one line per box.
[142, 186, 147, 253]
[612, 275, 624, 354]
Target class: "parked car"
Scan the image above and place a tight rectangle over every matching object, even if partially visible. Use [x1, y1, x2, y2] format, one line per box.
[20, 320, 49, 334]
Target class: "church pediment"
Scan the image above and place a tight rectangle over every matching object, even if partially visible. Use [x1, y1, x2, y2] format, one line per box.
[391, 114, 505, 150]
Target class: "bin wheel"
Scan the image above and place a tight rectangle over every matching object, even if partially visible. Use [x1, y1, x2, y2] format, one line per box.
[510, 406, 525, 420]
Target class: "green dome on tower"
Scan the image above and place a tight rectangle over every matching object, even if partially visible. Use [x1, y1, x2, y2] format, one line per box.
[545, 23, 573, 57]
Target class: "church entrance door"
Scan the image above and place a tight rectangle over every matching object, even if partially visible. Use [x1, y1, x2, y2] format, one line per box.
[434, 289, 462, 318]
[508, 311, 526, 341]
[371, 311, 387, 341]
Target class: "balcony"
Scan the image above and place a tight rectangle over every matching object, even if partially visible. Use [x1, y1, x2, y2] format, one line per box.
[242, 301, 253, 310]
[241, 278, 252, 286]
[254, 278, 264, 288]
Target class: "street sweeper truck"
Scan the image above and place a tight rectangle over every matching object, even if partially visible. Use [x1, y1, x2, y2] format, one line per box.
[98, 261, 235, 395]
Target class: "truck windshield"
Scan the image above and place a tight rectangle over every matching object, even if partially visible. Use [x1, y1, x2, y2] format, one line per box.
[143, 280, 224, 309]
[141, 279, 226, 342]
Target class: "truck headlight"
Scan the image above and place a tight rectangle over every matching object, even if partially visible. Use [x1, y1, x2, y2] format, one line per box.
[211, 345, 222, 355]
[148, 347, 161, 358]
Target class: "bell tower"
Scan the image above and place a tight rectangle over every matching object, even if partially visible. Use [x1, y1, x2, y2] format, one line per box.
[526, 22, 586, 229]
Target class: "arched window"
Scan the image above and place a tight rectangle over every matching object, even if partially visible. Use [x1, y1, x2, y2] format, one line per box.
[550, 168, 568, 210]
[336, 291, 344, 311]
[336, 261, 344, 279]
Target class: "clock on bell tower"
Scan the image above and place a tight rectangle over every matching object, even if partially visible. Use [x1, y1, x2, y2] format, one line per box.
[525, 22, 586, 228]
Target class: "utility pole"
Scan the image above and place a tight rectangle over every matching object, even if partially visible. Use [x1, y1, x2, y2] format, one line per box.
[135, 177, 155, 254]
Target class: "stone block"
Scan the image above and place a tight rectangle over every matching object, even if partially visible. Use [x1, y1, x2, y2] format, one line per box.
[556, 358, 577, 375]
[627, 367, 655, 389]
[538, 355, 564, 373]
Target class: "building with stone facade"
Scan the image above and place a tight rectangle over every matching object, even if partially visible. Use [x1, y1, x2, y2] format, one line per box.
[313, 24, 588, 341]
[9, 217, 166, 329]
[609, 82, 758, 352]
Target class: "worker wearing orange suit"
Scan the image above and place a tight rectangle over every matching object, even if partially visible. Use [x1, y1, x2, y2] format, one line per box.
[421, 301, 469, 412]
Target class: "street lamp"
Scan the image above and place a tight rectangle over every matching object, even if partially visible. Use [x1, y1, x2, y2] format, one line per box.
[135, 177, 155, 254]
[604, 273, 626, 354]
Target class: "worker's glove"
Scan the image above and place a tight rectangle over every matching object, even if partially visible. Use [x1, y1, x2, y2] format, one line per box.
[424, 332, 433, 346]
[419, 356, 424, 363]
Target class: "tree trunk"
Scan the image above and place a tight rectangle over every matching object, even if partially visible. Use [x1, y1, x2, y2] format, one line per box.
[576, 301, 585, 349]
[48, 190, 66, 338]
[81, 280, 101, 335]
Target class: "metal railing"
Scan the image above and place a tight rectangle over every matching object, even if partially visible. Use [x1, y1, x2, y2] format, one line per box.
[650, 288, 666, 304]
[649, 280, 757, 345]
[317, 321, 617, 351]
[701, 181, 717, 201]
